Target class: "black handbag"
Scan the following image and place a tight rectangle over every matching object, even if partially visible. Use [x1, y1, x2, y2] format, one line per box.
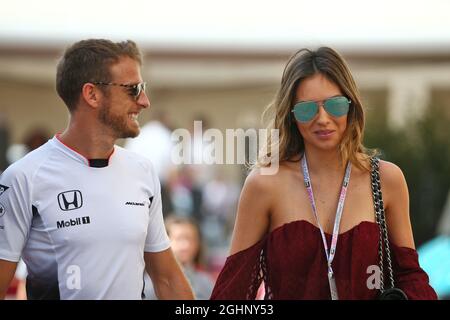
[370, 157, 408, 300]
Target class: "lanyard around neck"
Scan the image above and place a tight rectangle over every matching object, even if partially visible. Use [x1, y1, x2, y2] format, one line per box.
[301, 154, 351, 299]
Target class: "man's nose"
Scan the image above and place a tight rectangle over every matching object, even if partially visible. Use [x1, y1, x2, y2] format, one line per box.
[137, 91, 150, 109]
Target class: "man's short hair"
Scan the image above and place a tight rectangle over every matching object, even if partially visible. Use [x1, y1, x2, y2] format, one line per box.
[56, 39, 142, 112]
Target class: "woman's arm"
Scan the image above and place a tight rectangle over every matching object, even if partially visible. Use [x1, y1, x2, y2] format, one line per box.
[379, 160, 415, 249]
[229, 169, 273, 255]
[210, 169, 275, 300]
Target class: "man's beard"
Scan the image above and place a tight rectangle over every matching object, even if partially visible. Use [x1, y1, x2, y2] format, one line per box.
[98, 103, 139, 139]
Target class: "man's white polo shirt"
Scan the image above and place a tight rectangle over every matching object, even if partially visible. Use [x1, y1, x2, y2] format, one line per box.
[0, 136, 170, 299]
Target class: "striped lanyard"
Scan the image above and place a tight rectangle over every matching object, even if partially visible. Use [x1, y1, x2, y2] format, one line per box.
[301, 154, 352, 300]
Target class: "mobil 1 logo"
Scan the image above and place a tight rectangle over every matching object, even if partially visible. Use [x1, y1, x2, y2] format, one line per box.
[57, 216, 91, 229]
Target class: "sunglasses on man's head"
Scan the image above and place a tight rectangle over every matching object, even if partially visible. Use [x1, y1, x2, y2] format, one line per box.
[93, 82, 147, 100]
[292, 96, 351, 123]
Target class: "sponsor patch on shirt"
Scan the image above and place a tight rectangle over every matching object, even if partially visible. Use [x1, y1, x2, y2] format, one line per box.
[0, 202, 6, 218]
[57, 190, 83, 211]
[0, 184, 9, 196]
[125, 201, 145, 206]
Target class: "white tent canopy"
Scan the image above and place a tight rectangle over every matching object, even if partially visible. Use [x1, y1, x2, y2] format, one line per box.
[1, 0, 450, 51]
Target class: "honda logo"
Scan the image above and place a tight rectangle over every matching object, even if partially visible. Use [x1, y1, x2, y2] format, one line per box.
[58, 190, 83, 211]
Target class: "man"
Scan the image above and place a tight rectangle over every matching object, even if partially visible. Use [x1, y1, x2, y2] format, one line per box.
[0, 39, 194, 300]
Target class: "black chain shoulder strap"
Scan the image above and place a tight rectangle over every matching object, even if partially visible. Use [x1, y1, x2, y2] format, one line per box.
[370, 157, 408, 299]
[370, 157, 394, 290]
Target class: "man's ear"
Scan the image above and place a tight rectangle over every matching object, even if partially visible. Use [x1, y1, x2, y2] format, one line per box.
[81, 83, 102, 109]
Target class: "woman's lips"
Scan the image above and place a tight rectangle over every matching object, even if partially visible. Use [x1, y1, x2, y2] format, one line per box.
[314, 130, 335, 138]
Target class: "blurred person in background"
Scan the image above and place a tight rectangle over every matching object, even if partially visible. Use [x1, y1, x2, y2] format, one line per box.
[165, 165, 197, 219]
[201, 172, 240, 248]
[187, 115, 216, 187]
[0, 114, 10, 173]
[124, 110, 176, 184]
[144, 215, 214, 300]
[211, 47, 437, 300]
[23, 128, 50, 153]
[6, 127, 50, 164]
[0, 38, 193, 300]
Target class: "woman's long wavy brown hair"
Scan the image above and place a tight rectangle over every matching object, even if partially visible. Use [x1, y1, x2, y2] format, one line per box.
[258, 47, 376, 171]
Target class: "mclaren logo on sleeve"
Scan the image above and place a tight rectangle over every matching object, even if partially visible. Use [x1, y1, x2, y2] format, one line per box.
[58, 190, 83, 211]
[125, 201, 145, 206]
[0, 184, 9, 196]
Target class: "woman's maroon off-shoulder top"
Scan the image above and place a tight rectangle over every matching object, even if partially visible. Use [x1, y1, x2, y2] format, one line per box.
[210, 220, 437, 300]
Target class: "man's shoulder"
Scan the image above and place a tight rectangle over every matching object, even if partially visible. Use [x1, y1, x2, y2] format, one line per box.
[1, 141, 55, 181]
[114, 145, 158, 175]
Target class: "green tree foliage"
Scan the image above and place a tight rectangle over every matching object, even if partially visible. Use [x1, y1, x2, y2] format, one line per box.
[365, 106, 450, 246]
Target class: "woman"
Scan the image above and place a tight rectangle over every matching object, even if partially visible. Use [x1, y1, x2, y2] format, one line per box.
[210, 47, 437, 300]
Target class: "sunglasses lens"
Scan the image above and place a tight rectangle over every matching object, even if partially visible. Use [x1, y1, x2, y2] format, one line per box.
[127, 87, 137, 98]
[293, 102, 318, 122]
[324, 96, 350, 117]
[129, 83, 146, 99]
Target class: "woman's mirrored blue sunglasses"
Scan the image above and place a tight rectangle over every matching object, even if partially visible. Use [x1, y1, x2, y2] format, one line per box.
[292, 96, 351, 123]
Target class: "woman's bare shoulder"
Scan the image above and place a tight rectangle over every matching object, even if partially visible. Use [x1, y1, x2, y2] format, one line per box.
[378, 160, 409, 207]
[246, 161, 299, 189]
[378, 160, 406, 187]
[377, 161, 415, 248]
